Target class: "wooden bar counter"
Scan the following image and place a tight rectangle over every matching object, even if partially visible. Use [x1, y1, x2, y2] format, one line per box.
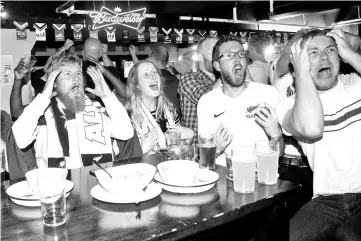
[1, 155, 301, 241]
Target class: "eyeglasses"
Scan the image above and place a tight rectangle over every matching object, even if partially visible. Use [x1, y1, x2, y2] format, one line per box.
[215, 51, 249, 61]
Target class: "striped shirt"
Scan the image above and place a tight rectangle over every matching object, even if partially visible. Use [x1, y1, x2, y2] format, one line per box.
[277, 73, 361, 196]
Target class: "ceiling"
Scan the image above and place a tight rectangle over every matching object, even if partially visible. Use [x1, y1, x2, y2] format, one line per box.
[1, 1, 360, 30]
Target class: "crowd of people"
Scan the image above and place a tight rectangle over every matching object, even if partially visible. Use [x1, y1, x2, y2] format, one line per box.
[1, 28, 361, 240]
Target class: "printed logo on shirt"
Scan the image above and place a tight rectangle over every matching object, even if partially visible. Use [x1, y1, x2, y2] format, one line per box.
[245, 104, 260, 119]
[286, 86, 294, 97]
[214, 111, 225, 118]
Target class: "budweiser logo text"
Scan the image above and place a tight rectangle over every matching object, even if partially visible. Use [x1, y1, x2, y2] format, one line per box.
[89, 6, 146, 30]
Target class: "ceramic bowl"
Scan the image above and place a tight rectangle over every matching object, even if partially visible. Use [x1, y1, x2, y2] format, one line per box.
[157, 160, 199, 186]
[94, 163, 156, 194]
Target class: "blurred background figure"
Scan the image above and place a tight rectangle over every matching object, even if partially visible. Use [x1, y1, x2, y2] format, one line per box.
[247, 33, 271, 85]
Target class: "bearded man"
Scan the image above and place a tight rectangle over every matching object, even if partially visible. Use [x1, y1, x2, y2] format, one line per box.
[12, 52, 133, 169]
[197, 35, 283, 165]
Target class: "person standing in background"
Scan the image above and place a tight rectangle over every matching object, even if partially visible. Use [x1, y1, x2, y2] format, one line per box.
[247, 33, 271, 85]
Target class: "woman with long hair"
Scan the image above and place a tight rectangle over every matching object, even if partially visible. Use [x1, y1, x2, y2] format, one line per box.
[124, 60, 193, 155]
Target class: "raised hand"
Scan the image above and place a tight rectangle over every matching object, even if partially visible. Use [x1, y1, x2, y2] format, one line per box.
[85, 66, 112, 98]
[326, 29, 354, 63]
[215, 124, 233, 155]
[129, 45, 136, 55]
[101, 44, 108, 55]
[60, 39, 74, 52]
[14, 58, 30, 81]
[42, 69, 62, 99]
[290, 37, 313, 76]
[254, 103, 282, 139]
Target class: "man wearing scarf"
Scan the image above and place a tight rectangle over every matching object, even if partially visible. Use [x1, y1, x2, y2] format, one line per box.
[12, 52, 133, 169]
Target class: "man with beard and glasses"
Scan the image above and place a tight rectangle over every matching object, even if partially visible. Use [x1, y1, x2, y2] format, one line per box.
[12, 52, 133, 169]
[178, 36, 222, 142]
[276, 29, 361, 241]
[197, 35, 283, 165]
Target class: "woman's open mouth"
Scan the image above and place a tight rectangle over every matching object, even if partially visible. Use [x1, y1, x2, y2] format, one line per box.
[149, 83, 159, 90]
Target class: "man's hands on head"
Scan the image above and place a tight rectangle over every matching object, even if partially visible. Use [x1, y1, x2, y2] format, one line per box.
[290, 37, 313, 78]
[86, 66, 112, 98]
[327, 29, 355, 63]
[42, 69, 61, 99]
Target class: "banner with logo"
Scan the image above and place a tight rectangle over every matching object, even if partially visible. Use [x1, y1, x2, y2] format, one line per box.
[149, 27, 158, 43]
[53, 24, 66, 41]
[14, 21, 28, 40]
[71, 24, 83, 41]
[239, 31, 248, 44]
[88, 25, 99, 39]
[105, 27, 116, 42]
[174, 29, 183, 44]
[162, 28, 172, 44]
[209, 30, 218, 37]
[137, 26, 145, 42]
[186, 29, 195, 43]
[34, 23, 47, 41]
[198, 29, 207, 41]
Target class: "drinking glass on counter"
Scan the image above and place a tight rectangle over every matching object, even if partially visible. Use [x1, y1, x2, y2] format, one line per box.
[37, 168, 68, 227]
[198, 134, 217, 170]
[180, 141, 195, 161]
[165, 130, 181, 160]
[232, 146, 256, 193]
[256, 140, 279, 185]
[225, 152, 233, 180]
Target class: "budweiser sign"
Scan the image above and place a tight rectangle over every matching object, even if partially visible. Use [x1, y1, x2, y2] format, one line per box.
[89, 6, 146, 30]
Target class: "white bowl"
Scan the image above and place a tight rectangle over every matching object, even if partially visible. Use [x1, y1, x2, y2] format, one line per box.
[25, 168, 68, 195]
[94, 163, 156, 194]
[157, 160, 199, 186]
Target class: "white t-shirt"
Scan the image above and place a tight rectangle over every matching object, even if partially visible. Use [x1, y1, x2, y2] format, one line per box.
[198, 81, 279, 166]
[276, 73, 361, 196]
[248, 60, 270, 85]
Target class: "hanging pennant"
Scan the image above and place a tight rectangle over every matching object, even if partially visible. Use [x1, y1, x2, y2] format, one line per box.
[122, 29, 129, 42]
[230, 31, 237, 36]
[53, 24, 66, 42]
[14, 21, 28, 40]
[174, 29, 183, 44]
[209, 30, 218, 37]
[88, 25, 99, 39]
[71, 24, 83, 41]
[239, 31, 247, 44]
[149, 27, 158, 42]
[34, 23, 47, 41]
[137, 26, 145, 43]
[162, 28, 172, 44]
[186, 29, 195, 43]
[105, 27, 116, 42]
[198, 29, 207, 41]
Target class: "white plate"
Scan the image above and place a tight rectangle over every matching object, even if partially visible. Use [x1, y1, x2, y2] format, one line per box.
[154, 169, 219, 194]
[6, 180, 74, 207]
[91, 182, 162, 204]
